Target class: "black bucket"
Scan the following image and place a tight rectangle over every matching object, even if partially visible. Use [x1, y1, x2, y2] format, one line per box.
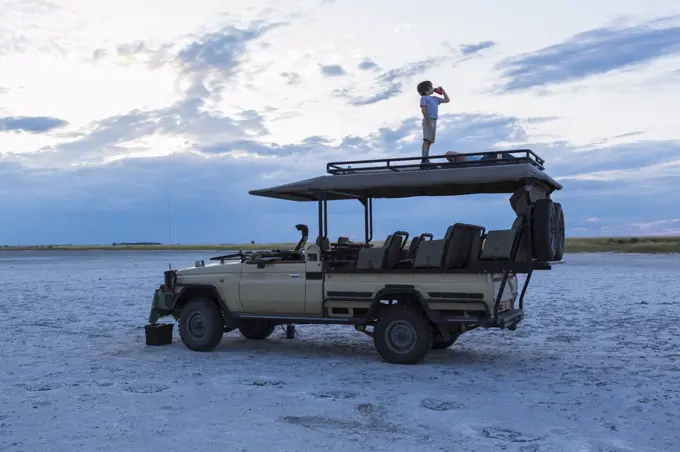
[144, 323, 174, 346]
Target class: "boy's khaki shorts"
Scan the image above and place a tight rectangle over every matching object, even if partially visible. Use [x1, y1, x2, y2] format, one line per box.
[422, 117, 437, 143]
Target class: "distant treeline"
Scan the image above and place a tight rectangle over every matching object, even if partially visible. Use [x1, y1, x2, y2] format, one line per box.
[1, 236, 679, 253]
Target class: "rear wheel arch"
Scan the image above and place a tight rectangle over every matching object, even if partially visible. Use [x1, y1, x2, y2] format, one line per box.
[369, 287, 434, 320]
[363, 286, 449, 340]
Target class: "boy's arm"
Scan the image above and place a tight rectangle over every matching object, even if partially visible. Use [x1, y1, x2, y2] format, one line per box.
[419, 97, 428, 118]
[438, 87, 450, 103]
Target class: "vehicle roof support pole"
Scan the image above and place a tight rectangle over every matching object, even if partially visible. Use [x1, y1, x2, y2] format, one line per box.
[518, 270, 532, 311]
[494, 221, 526, 318]
[317, 198, 323, 242]
[363, 198, 369, 244]
[322, 191, 328, 239]
[368, 198, 373, 243]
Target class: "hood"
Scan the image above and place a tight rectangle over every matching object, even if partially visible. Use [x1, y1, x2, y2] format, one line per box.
[175, 260, 242, 277]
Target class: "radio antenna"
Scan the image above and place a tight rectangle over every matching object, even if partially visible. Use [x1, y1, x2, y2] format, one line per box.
[166, 191, 172, 270]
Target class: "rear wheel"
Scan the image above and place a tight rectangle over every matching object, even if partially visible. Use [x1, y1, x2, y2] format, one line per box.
[239, 320, 276, 340]
[373, 303, 434, 365]
[531, 199, 557, 261]
[178, 298, 225, 352]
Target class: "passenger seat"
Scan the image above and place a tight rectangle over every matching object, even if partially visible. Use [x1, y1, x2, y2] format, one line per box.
[442, 223, 484, 269]
[355, 233, 404, 270]
[413, 227, 455, 269]
[410, 233, 432, 259]
[395, 233, 433, 268]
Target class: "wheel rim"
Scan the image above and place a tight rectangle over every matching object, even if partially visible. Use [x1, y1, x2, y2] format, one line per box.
[186, 311, 208, 340]
[385, 321, 417, 354]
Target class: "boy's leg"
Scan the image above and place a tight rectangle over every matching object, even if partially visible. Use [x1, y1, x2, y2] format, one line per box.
[421, 118, 436, 164]
[421, 140, 431, 163]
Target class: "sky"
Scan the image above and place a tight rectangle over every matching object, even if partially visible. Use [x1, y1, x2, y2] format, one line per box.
[1, 0, 679, 245]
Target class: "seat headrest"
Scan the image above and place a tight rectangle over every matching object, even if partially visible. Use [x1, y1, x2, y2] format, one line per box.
[315, 236, 330, 251]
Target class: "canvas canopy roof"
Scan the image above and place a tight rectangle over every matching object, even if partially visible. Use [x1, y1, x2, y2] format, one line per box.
[249, 158, 563, 202]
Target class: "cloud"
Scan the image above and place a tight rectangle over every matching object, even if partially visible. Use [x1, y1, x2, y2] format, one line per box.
[545, 139, 680, 177]
[630, 218, 680, 231]
[177, 21, 284, 98]
[319, 64, 347, 76]
[3, 107, 680, 244]
[1, 111, 534, 244]
[495, 16, 680, 92]
[178, 25, 272, 73]
[334, 57, 440, 105]
[0, 116, 67, 133]
[279, 71, 301, 85]
[18, 99, 269, 166]
[357, 58, 380, 71]
[0, 0, 64, 56]
[333, 40, 495, 106]
[2, 7, 680, 245]
[5, 21, 284, 166]
[556, 157, 680, 182]
[458, 41, 496, 56]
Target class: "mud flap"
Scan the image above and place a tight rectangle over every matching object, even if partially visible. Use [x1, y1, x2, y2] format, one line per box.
[147, 288, 175, 324]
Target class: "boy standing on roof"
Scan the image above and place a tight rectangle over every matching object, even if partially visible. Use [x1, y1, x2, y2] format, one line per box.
[417, 80, 450, 165]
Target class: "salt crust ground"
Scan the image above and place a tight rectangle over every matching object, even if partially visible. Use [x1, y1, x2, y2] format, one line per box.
[1, 251, 679, 452]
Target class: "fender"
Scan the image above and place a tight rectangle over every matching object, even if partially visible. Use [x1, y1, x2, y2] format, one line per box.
[359, 284, 451, 341]
[176, 283, 233, 316]
[148, 283, 234, 325]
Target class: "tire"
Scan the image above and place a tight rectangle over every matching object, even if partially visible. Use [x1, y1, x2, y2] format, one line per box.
[178, 298, 225, 352]
[432, 333, 459, 350]
[553, 203, 565, 261]
[238, 320, 276, 340]
[373, 303, 434, 365]
[531, 198, 557, 262]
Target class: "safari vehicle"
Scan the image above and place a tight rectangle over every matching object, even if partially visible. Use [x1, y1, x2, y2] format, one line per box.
[146, 150, 564, 364]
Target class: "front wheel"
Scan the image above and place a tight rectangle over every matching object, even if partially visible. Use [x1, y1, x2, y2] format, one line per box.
[373, 303, 434, 365]
[178, 298, 225, 352]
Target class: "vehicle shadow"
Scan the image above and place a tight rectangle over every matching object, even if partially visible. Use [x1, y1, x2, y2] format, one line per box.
[206, 332, 527, 367]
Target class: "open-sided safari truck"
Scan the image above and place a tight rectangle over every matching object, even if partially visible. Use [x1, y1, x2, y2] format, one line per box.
[146, 150, 564, 364]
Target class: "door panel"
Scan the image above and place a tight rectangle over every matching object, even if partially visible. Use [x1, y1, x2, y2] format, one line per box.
[304, 261, 323, 315]
[239, 261, 307, 314]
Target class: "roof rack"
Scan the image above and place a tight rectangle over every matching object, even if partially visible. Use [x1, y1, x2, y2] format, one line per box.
[326, 149, 545, 175]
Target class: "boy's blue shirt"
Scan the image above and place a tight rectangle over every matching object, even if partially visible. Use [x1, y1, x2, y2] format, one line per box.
[420, 95, 443, 120]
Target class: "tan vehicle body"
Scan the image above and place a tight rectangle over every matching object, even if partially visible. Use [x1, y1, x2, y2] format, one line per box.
[168, 247, 517, 318]
[146, 150, 562, 364]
